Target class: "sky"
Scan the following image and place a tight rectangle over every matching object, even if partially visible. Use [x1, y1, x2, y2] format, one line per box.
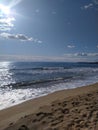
[0, 0, 98, 62]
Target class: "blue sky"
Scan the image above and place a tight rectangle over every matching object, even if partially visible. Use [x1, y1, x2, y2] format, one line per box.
[0, 0, 98, 62]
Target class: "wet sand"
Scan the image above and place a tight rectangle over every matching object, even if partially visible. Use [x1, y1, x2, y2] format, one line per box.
[0, 83, 98, 130]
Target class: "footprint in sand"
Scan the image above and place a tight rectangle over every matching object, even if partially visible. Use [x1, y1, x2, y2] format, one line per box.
[18, 125, 29, 130]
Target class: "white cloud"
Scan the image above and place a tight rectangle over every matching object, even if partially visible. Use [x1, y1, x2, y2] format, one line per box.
[0, 0, 24, 32]
[74, 53, 87, 56]
[0, 55, 71, 62]
[88, 53, 98, 56]
[0, 33, 32, 41]
[63, 52, 98, 62]
[32, 38, 43, 43]
[37, 40, 43, 43]
[0, 3, 16, 31]
[0, 17, 15, 31]
[81, 3, 93, 10]
[0, 0, 43, 44]
[0, 55, 86, 62]
[0, 33, 42, 43]
[64, 52, 98, 57]
[0, 53, 98, 62]
[67, 45, 75, 48]
[97, 45, 98, 48]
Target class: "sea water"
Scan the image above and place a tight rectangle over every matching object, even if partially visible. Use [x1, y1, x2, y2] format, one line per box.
[0, 61, 98, 110]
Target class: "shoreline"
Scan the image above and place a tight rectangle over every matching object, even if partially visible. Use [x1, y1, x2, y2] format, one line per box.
[0, 82, 98, 130]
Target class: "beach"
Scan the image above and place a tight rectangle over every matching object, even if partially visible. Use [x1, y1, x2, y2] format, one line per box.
[0, 83, 98, 130]
[0, 0, 97, 129]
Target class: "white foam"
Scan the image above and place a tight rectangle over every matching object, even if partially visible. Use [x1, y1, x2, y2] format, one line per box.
[0, 75, 98, 110]
[0, 63, 98, 110]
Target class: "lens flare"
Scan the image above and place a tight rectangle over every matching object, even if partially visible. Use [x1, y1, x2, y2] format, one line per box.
[9, 0, 23, 8]
[0, 4, 10, 16]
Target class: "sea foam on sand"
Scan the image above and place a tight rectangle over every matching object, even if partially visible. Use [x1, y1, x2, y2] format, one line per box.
[0, 83, 98, 130]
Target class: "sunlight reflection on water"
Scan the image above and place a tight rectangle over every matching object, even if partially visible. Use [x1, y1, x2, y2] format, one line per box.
[0, 62, 15, 88]
[0, 61, 98, 110]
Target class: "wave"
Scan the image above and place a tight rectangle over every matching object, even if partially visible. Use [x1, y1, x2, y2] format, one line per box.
[0, 66, 98, 89]
[2, 76, 73, 89]
[0, 67, 66, 71]
[0, 61, 98, 110]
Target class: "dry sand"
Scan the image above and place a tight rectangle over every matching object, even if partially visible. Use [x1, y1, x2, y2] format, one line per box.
[0, 83, 98, 130]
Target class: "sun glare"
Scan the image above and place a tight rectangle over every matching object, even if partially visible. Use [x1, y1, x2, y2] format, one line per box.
[0, 4, 10, 15]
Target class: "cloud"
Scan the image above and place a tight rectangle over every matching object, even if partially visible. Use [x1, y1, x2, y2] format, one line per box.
[0, 33, 42, 43]
[81, 3, 93, 10]
[0, 54, 87, 62]
[0, 54, 97, 62]
[74, 53, 88, 56]
[0, 4, 15, 31]
[0, 17, 15, 31]
[0, 0, 24, 32]
[0, 33, 32, 41]
[67, 45, 75, 48]
[97, 45, 98, 48]
[37, 40, 43, 43]
[33, 38, 43, 43]
[75, 52, 98, 57]
[0, 55, 72, 62]
[64, 52, 98, 57]
[88, 53, 98, 56]
[93, 0, 98, 5]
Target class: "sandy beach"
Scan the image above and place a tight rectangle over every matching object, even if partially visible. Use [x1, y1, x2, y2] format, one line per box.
[0, 83, 98, 130]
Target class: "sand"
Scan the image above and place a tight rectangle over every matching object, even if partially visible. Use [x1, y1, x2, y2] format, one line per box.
[0, 83, 98, 130]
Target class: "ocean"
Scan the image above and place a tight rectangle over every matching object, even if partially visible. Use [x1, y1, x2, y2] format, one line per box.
[0, 61, 98, 110]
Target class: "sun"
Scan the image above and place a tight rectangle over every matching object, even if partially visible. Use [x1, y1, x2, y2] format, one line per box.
[0, 4, 11, 16]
